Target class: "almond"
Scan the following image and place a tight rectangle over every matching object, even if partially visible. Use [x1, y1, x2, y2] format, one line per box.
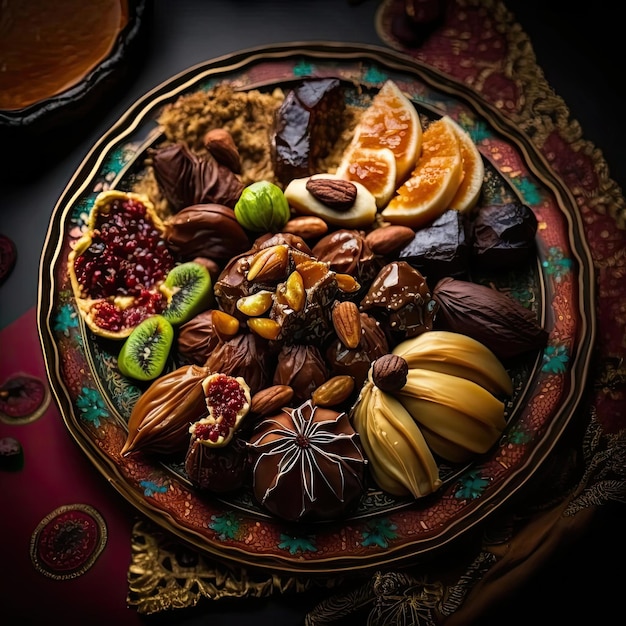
[365, 225, 415, 256]
[203, 128, 241, 173]
[283, 215, 329, 240]
[250, 385, 294, 416]
[312, 375, 355, 407]
[247, 244, 289, 282]
[332, 301, 361, 349]
[306, 178, 357, 210]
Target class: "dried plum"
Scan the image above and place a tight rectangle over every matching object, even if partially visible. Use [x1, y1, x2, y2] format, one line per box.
[470, 201, 538, 270]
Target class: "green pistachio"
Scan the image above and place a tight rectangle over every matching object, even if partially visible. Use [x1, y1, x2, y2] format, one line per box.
[234, 181, 291, 233]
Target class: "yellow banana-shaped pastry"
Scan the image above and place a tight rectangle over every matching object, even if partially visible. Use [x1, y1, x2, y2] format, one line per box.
[398, 368, 507, 432]
[352, 382, 441, 498]
[392, 330, 513, 397]
[396, 395, 503, 463]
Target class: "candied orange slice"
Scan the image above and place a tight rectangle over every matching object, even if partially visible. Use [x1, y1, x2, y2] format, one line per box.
[447, 117, 485, 212]
[336, 146, 397, 208]
[338, 80, 422, 187]
[381, 116, 463, 228]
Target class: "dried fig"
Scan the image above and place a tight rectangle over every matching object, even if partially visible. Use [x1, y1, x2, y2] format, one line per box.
[121, 364, 211, 457]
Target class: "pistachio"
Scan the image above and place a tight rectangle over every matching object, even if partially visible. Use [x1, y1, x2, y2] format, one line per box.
[210, 309, 241, 340]
[247, 317, 282, 341]
[275, 270, 305, 312]
[236, 290, 274, 316]
[234, 180, 291, 233]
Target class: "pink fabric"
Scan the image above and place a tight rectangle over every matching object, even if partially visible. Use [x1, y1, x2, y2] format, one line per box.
[0, 307, 143, 625]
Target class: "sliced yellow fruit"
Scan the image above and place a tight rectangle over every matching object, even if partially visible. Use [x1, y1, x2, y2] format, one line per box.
[335, 146, 397, 208]
[447, 117, 485, 212]
[338, 80, 422, 187]
[381, 115, 463, 229]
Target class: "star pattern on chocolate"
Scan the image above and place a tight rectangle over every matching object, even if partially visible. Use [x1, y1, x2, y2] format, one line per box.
[249, 400, 367, 521]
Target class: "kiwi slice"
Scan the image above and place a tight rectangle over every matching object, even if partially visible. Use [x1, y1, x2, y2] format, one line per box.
[118, 315, 174, 381]
[161, 261, 213, 326]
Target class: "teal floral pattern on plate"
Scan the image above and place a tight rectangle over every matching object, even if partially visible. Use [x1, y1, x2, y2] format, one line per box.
[38, 44, 594, 574]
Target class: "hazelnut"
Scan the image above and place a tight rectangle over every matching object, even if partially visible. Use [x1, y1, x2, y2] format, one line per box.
[372, 354, 409, 392]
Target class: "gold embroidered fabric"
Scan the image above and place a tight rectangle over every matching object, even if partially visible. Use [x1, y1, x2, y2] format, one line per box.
[128, 517, 341, 615]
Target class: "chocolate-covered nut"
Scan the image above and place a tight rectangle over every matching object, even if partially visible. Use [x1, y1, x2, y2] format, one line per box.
[164, 204, 250, 263]
[253, 232, 313, 256]
[360, 261, 438, 340]
[326, 313, 389, 388]
[150, 142, 244, 211]
[213, 251, 254, 318]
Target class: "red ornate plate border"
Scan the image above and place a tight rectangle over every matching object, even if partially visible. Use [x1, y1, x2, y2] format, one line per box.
[38, 43, 595, 574]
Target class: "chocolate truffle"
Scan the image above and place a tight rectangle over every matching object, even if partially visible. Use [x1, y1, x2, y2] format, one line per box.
[272, 344, 328, 404]
[247, 400, 367, 522]
[398, 209, 470, 284]
[185, 434, 250, 493]
[470, 201, 538, 270]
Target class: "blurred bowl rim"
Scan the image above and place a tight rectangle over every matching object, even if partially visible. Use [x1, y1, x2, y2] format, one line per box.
[0, 0, 150, 130]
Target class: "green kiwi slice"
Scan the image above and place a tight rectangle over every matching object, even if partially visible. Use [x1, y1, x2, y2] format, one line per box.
[118, 315, 174, 381]
[161, 261, 213, 326]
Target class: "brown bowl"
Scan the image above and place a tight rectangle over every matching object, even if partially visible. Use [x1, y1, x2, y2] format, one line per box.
[0, 0, 151, 181]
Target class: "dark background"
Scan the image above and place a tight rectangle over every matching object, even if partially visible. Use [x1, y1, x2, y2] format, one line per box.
[1, 1, 624, 623]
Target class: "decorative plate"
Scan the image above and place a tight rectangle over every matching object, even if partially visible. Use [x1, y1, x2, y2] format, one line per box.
[38, 43, 595, 574]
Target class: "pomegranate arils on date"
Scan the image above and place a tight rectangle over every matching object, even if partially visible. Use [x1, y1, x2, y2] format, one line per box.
[199, 374, 249, 443]
[91, 289, 167, 333]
